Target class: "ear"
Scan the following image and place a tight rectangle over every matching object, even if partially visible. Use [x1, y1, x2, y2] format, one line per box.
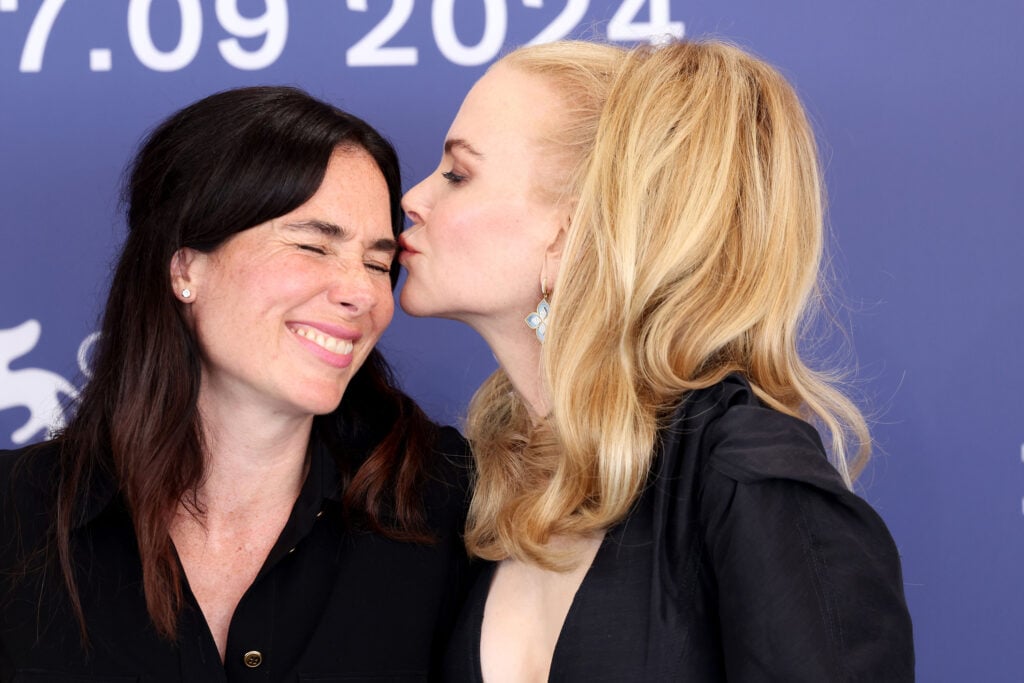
[170, 247, 204, 303]
[543, 224, 568, 292]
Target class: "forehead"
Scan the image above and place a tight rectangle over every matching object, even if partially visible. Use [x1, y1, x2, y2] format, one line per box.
[315, 148, 387, 204]
[449, 65, 562, 152]
[299, 148, 392, 237]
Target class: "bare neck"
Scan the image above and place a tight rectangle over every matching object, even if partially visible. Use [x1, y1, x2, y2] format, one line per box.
[193, 394, 314, 521]
[171, 397, 315, 664]
[470, 313, 550, 420]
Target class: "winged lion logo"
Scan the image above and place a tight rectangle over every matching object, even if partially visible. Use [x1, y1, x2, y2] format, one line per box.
[0, 319, 87, 445]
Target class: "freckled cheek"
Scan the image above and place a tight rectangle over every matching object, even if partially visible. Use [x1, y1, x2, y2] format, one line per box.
[368, 282, 395, 324]
[281, 262, 342, 298]
[225, 259, 284, 296]
[377, 296, 396, 326]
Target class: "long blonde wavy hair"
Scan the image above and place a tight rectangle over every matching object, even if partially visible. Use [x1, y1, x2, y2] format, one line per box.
[464, 39, 870, 569]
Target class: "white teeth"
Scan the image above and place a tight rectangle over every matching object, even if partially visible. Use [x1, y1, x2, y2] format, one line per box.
[291, 326, 353, 355]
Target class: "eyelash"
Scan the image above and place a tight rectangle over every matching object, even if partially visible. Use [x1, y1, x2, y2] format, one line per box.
[299, 243, 390, 274]
[441, 170, 466, 185]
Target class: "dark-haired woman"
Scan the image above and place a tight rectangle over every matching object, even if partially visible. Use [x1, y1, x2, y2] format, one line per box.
[0, 86, 471, 682]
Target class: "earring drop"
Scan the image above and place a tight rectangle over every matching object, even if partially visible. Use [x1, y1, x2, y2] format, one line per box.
[181, 288, 191, 299]
[525, 278, 550, 343]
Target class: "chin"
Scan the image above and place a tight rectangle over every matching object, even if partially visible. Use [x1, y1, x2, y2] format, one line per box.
[291, 385, 348, 417]
[398, 287, 436, 318]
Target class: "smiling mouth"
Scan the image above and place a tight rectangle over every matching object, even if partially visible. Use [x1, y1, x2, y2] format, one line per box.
[288, 325, 354, 355]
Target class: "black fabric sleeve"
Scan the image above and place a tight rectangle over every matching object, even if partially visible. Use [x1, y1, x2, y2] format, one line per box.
[698, 406, 914, 682]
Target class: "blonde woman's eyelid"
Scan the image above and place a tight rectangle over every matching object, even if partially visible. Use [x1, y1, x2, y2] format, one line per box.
[442, 170, 467, 184]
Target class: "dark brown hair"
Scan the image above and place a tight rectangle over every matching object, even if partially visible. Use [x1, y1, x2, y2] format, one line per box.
[54, 86, 436, 640]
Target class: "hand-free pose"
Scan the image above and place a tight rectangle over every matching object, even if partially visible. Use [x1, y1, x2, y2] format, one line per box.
[1, 87, 470, 682]
[400, 40, 914, 681]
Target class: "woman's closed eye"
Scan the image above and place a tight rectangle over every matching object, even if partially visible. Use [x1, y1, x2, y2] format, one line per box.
[441, 170, 466, 185]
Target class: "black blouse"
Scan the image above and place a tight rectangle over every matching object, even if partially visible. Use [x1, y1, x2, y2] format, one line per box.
[444, 376, 914, 682]
[0, 427, 473, 682]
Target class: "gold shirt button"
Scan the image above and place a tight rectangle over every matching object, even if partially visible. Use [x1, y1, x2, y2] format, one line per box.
[243, 650, 263, 668]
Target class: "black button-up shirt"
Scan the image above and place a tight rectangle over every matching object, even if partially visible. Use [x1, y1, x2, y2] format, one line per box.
[0, 427, 473, 682]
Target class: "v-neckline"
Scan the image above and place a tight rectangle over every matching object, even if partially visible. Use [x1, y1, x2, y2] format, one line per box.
[474, 528, 615, 682]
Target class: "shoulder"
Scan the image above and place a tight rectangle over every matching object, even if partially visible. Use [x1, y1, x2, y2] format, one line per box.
[429, 425, 474, 490]
[705, 403, 849, 496]
[660, 374, 909, 613]
[0, 440, 61, 505]
[435, 424, 472, 460]
[0, 441, 62, 564]
[669, 373, 848, 494]
[657, 374, 893, 555]
[422, 425, 474, 522]
[673, 378, 914, 679]
[675, 375, 896, 558]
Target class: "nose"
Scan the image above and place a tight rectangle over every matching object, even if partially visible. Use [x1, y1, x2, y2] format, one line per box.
[327, 262, 379, 315]
[401, 177, 429, 228]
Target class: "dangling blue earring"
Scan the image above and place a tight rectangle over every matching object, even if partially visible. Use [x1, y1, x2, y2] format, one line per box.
[525, 278, 549, 343]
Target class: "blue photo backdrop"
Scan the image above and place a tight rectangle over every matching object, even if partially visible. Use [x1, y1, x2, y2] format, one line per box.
[1, 1, 1021, 679]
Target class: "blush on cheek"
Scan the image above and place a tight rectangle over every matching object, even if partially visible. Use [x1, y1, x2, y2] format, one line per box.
[376, 303, 396, 330]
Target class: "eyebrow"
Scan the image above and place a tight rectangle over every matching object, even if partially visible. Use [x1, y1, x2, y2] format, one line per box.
[285, 220, 397, 254]
[444, 138, 484, 158]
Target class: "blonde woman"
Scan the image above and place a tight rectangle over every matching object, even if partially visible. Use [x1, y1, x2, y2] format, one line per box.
[400, 40, 913, 681]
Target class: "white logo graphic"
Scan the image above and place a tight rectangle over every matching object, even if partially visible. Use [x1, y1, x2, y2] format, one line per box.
[0, 319, 85, 445]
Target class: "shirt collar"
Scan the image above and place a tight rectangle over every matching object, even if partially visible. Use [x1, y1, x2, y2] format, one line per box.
[291, 435, 342, 523]
[73, 432, 343, 531]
